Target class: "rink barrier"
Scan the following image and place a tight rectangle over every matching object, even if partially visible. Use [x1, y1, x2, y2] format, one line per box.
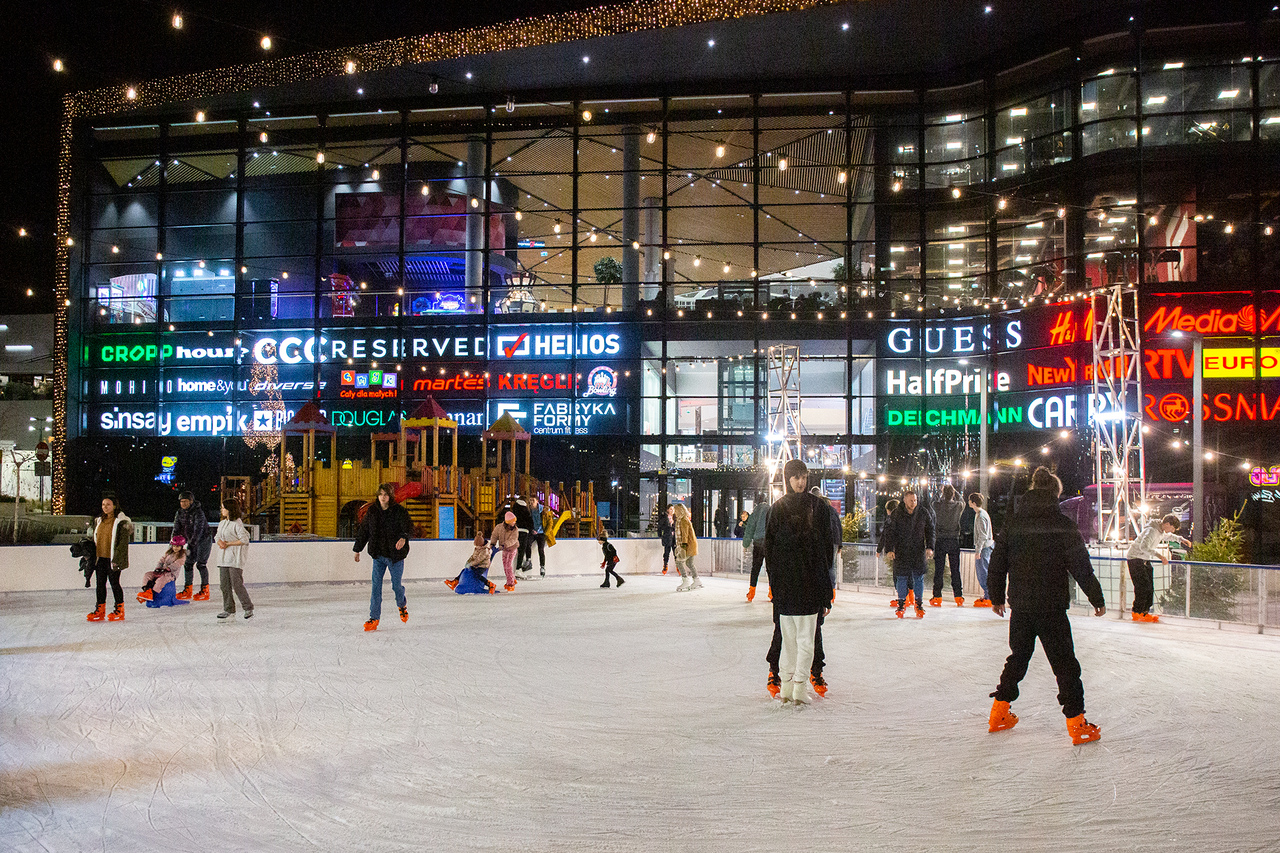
[5, 536, 1277, 633]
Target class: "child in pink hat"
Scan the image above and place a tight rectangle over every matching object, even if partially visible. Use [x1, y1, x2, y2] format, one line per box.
[137, 535, 186, 602]
[489, 511, 521, 591]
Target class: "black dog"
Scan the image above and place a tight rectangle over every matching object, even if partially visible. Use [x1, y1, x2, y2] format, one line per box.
[69, 537, 96, 588]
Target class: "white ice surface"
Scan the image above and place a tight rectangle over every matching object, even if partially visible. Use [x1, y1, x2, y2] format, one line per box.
[2, 574, 1279, 853]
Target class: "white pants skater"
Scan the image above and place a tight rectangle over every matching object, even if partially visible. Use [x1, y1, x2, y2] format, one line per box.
[779, 613, 819, 701]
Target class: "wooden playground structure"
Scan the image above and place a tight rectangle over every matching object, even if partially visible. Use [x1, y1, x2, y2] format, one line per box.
[219, 399, 598, 540]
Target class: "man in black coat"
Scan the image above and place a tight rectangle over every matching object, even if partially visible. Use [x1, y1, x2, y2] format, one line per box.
[764, 460, 834, 704]
[987, 467, 1106, 745]
[883, 488, 934, 617]
[353, 483, 415, 631]
[173, 491, 212, 600]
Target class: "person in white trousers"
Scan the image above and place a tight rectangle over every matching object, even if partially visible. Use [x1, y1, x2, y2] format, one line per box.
[763, 459, 835, 704]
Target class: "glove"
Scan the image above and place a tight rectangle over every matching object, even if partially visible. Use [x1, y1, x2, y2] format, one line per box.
[746, 586, 756, 602]
[600, 560, 606, 569]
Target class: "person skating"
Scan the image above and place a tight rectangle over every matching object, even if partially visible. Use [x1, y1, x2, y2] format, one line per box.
[510, 496, 537, 579]
[447, 533, 498, 594]
[733, 510, 748, 538]
[672, 504, 701, 591]
[137, 535, 186, 603]
[882, 489, 933, 618]
[657, 504, 676, 575]
[742, 494, 770, 602]
[930, 484, 965, 606]
[714, 503, 730, 538]
[215, 499, 253, 620]
[353, 483, 414, 631]
[598, 531, 625, 588]
[764, 460, 834, 704]
[987, 467, 1107, 745]
[87, 494, 132, 622]
[1125, 513, 1191, 622]
[878, 499, 911, 609]
[490, 511, 521, 591]
[529, 495, 548, 577]
[969, 493, 994, 607]
[172, 491, 212, 601]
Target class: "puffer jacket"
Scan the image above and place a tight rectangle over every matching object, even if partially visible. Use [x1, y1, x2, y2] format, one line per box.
[490, 522, 520, 552]
[92, 513, 133, 570]
[988, 488, 1105, 612]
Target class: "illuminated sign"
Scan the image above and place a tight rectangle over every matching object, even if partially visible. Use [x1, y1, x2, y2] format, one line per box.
[881, 391, 1126, 432]
[1202, 347, 1280, 378]
[94, 339, 237, 365]
[1144, 305, 1280, 336]
[91, 404, 299, 437]
[411, 373, 487, 393]
[883, 319, 1022, 356]
[1250, 466, 1280, 487]
[882, 366, 1009, 395]
[487, 399, 625, 435]
[1143, 392, 1280, 423]
[491, 328, 622, 359]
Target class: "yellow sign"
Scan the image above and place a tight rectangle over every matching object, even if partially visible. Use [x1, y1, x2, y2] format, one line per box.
[1202, 347, 1280, 378]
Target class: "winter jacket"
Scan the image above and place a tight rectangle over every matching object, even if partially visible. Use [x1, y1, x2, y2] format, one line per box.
[505, 499, 535, 534]
[152, 549, 186, 575]
[92, 513, 133, 570]
[988, 488, 1105, 612]
[530, 505, 545, 534]
[741, 503, 769, 549]
[600, 540, 619, 565]
[215, 519, 250, 569]
[733, 520, 745, 538]
[657, 513, 676, 546]
[972, 507, 994, 554]
[1126, 522, 1179, 562]
[353, 501, 413, 561]
[490, 522, 520, 552]
[675, 516, 698, 558]
[172, 500, 210, 546]
[465, 544, 491, 569]
[933, 495, 965, 540]
[763, 490, 835, 616]
[882, 504, 934, 576]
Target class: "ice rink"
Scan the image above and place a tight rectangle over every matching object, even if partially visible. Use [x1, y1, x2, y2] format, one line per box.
[3, 573, 1279, 852]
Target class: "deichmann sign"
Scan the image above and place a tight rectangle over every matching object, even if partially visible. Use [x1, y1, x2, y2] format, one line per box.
[881, 391, 1126, 433]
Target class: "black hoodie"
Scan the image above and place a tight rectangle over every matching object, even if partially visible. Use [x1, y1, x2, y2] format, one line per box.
[987, 487, 1105, 612]
[764, 488, 835, 616]
[353, 500, 414, 561]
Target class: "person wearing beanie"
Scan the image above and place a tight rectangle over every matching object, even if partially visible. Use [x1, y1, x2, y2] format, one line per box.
[598, 531, 624, 588]
[987, 466, 1107, 745]
[930, 483, 966, 606]
[137, 535, 186, 603]
[490, 511, 522, 591]
[882, 488, 934, 618]
[763, 459, 834, 704]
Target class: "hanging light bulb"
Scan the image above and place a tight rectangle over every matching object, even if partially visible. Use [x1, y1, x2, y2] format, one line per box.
[429, 76, 439, 94]
[125, 87, 137, 100]
[52, 58, 64, 72]
[950, 183, 961, 199]
[1057, 207, 1067, 218]
[172, 12, 183, 29]
[589, 231, 598, 242]
[195, 110, 205, 122]
[891, 179, 902, 193]
[316, 151, 325, 164]
[421, 184, 429, 196]
[514, 210, 522, 220]
[723, 264, 731, 274]
[663, 250, 671, 260]
[259, 131, 268, 143]
[997, 197, 1007, 210]
[370, 168, 379, 180]
[260, 35, 272, 50]
[646, 130, 656, 143]
[506, 96, 515, 113]
[345, 60, 357, 74]
[715, 143, 725, 158]
[553, 220, 562, 234]
[777, 157, 788, 171]
[1149, 214, 1158, 225]
[632, 240, 640, 250]
[581, 109, 593, 122]
[693, 256, 701, 267]
[838, 171, 847, 184]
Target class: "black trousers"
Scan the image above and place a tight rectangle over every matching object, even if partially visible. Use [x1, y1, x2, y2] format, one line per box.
[94, 556, 122, 606]
[517, 532, 532, 570]
[750, 543, 766, 587]
[183, 537, 212, 588]
[768, 608, 824, 675]
[531, 533, 546, 570]
[662, 537, 673, 566]
[993, 608, 1086, 718]
[932, 537, 962, 597]
[602, 559, 623, 586]
[1127, 558, 1155, 614]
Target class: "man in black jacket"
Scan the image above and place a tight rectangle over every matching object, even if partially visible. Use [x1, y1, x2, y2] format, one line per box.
[987, 467, 1106, 745]
[764, 460, 834, 704]
[173, 491, 212, 600]
[353, 483, 415, 631]
[883, 488, 934, 618]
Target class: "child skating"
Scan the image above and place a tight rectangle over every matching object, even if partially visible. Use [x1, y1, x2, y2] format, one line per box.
[490, 512, 521, 592]
[136, 535, 186, 603]
[598, 531, 624, 588]
[447, 534, 498, 594]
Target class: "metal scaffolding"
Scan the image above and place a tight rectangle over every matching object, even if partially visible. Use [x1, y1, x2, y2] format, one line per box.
[1091, 282, 1146, 543]
[765, 344, 803, 492]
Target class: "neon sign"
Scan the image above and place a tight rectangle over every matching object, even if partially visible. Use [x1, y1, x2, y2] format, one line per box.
[1144, 305, 1280, 336]
[1249, 466, 1280, 487]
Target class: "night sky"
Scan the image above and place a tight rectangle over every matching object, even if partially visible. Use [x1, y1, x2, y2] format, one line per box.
[2, 1, 609, 315]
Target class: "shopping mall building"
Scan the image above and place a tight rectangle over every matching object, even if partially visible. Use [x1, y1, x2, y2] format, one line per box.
[55, 0, 1280, 537]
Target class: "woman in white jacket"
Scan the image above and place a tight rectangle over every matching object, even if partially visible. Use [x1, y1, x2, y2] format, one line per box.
[215, 499, 253, 620]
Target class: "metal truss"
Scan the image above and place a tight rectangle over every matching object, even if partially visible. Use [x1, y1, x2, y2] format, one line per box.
[765, 344, 803, 491]
[1091, 282, 1147, 543]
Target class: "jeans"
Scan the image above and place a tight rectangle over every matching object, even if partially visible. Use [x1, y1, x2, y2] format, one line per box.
[219, 565, 253, 614]
[932, 537, 962, 597]
[370, 556, 406, 620]
[975, 546, 993, 598]
[94, 556, 122, 606]
[1127, 558, 1155, 614]
[183, 537, 212, 588]
[994, 608, 1086, 718]
[894, 573, 925, 608]
[779, 613, 819, 688]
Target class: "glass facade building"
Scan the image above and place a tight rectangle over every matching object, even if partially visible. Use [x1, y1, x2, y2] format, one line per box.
[61, 4, 1280, 534]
